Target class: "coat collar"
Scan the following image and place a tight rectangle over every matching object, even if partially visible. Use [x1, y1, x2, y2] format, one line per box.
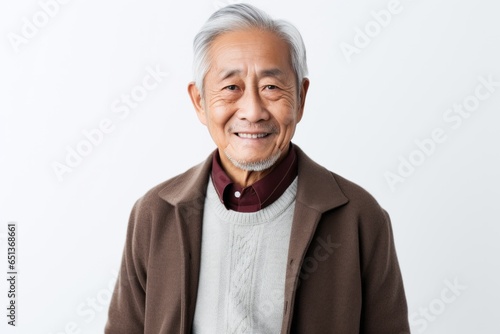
[158, 144, 349, 212]
[157, 155, 212, 205]
[294, 145, 349, 212]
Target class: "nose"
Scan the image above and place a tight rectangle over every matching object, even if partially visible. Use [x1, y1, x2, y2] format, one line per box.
[236, 88, 270, 123]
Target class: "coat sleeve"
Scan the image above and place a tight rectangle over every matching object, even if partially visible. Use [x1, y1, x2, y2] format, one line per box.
[359, 208, 410, 334]
[105, 198, 150, 333]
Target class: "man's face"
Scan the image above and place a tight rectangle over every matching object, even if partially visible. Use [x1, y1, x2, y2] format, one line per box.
[189, 28, 309, 171]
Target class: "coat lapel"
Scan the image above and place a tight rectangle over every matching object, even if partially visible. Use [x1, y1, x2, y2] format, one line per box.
[158, 153, 213, 333]
[281, 146, 349, 333]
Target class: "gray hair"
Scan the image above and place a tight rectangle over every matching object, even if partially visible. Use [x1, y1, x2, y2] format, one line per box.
[192, 3, 308, 97]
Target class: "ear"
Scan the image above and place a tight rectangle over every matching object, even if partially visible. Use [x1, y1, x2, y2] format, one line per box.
[297, 78, 310, 123]
[188, 82, 207, 125]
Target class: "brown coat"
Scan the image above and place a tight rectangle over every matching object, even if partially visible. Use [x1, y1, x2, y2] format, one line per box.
[105, 146, 410, 333]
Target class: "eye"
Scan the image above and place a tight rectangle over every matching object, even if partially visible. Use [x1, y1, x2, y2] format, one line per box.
[224, 85, 238, 91]
[265, 85, 278, 90]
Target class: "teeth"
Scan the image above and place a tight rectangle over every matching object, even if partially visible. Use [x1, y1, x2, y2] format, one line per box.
[238, 133, 268, 139]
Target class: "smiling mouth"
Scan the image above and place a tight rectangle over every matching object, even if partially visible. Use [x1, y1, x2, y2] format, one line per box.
[236, 133, 270, 139]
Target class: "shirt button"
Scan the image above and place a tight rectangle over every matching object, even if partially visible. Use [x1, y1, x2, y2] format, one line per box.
[234, 191, 241, 198]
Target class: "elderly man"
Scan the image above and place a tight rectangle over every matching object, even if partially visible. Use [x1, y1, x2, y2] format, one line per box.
[105, 3, 410, 334]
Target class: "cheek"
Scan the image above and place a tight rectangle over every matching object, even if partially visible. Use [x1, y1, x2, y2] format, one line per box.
[275, 112, 300, 144]
[273, 96, 299, 128]
[206, 106, 234, 134]
[275, 109, 298, 131]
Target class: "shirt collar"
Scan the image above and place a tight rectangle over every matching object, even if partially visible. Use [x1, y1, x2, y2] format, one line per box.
[211, 144, 298, 212]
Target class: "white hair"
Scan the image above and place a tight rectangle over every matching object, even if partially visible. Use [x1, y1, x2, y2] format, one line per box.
[192, 3, 308, 97]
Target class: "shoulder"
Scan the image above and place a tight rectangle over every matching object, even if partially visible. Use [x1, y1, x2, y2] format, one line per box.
[330, 172, 392, 243]
[295, 145, 388, 223]
[330, 172, 386, 218]
[131, 152, 213, 220]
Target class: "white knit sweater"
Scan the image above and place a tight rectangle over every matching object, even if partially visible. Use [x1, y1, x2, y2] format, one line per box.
[192, 177, 298, 334]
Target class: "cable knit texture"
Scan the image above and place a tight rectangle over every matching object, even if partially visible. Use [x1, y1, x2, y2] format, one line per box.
[192, 177, 298, 334]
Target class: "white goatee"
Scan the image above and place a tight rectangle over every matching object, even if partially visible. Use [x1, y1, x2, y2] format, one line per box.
[224, 149, 282, 172]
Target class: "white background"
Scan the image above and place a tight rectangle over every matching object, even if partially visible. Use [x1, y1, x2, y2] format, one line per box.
[1, 0, 499, 333]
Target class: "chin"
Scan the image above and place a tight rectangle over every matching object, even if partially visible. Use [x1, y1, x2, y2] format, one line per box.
[224, 150, 282, 172]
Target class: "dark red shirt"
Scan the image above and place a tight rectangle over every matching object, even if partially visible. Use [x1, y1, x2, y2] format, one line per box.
[211, 144, 298, 212]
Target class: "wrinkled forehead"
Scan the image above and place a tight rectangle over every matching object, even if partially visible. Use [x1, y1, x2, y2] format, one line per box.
[205, 28, 295, 80]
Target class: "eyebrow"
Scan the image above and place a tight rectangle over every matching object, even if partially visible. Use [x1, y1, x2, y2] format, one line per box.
[260, 68, 285, 79]
[218, 68, 286, 81]
[219, 69, 241, 81]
